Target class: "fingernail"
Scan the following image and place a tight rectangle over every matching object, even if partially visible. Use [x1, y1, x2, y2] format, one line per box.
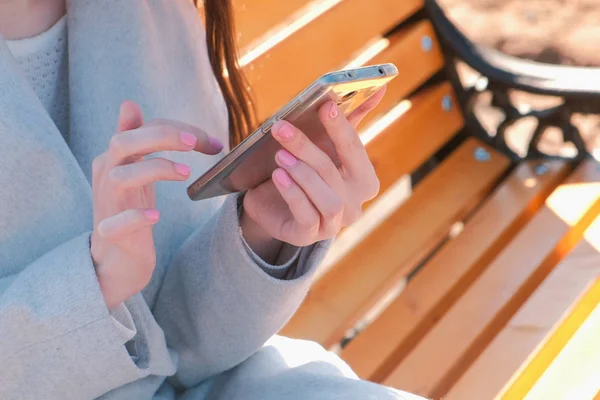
[274, 169, 292, 188]
[208, 136, 224, 152]
[329, 102, 339, 119]
[272, 121, 294, 142]
[180, 132, 197, 147]
[277, 149, 297, 167]
[144, 209, 160, 222]
[174, 163, 191, 176]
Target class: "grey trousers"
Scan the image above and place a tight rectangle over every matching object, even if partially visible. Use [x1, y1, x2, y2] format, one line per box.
[175, 336, 425, 400]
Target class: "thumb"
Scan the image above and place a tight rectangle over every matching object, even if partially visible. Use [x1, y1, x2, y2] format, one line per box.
[117, 100, 144, 133]
[347, 86, 387, 129]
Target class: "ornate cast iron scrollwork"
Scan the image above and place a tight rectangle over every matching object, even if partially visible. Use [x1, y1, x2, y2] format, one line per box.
[425, 0, 600, 161]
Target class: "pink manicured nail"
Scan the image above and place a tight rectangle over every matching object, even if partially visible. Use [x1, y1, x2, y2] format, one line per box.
[180, 132, 197, 147]
[272, 121, 294, 142]
[277, 149, 297, 167]
[274, 169, 292, 188]
[329, 102, 339, 119]
[144, 209, 160, 222]
[174, 163, 191, 176]
[208, 136, 224, 152]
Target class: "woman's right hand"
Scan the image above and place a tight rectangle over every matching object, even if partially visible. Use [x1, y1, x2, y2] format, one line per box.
[91, 101, 223, 309]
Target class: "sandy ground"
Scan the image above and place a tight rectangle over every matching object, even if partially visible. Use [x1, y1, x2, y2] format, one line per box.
[438, 0, 600, 155]
[439, 0, 600, 66]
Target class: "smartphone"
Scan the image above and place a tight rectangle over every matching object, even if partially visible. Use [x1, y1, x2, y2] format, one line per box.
[187, 63, 398, 200]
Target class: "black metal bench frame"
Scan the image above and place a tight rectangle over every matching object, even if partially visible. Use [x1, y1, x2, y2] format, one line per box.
[426, 0, 600, 162]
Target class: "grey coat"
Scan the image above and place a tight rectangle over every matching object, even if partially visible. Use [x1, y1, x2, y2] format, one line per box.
[0, 1, 422, 399]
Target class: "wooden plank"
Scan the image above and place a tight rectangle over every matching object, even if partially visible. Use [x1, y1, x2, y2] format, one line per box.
[360, 21, 445, 128]
[233, 0, 313, 51]
[245, 0, 424, 121]
[280, 138, 511, 346]
[365, 82, 463, 206]
[522, 281, 600, 400]
[446, 216, 600, 400]
[383, 160, 600, 399]
[496, 217, 600, 400]
[341, 161, 571, 381]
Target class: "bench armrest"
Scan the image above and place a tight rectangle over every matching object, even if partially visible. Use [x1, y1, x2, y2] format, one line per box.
[425, 0, 600, 160]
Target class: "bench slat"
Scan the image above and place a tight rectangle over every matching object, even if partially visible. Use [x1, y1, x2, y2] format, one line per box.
[359, 20, 445, 128]
[519, 278, 600, 400]
[280, 138, 511, 347]
[233, 0, 313, 51]
[446, 216, 600, 399]
[245, 0, 423, 121]
[365, 82, 463, 206]
[383, 160, 600, 399]
[341, 161, 571, 381]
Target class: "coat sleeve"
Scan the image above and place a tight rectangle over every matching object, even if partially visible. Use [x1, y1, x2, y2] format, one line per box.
[0, 233, 177, 400]
[153, 194, 331, 389]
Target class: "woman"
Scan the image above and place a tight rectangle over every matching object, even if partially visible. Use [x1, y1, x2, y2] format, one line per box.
[0, 1, 423, 399]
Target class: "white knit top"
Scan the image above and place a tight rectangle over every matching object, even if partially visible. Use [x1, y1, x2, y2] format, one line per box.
[6, 16, 69, 139]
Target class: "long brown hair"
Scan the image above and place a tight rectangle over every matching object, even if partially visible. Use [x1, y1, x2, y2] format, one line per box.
[194, 0, 256, 148]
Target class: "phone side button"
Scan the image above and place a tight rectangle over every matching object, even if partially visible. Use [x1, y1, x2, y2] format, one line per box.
[262, 120, 275, 134]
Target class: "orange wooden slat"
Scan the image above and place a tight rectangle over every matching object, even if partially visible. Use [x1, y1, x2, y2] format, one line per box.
[365, 82, 463, 205]
[520, 278, 600, 400]
[280, 138, 511, 346]
[233, 0, 313, 51]
[446, 216, 600, 399]
[383, 160, 600, 399]
[341, 161, 571, 381]
[245, 0, 423, 121]
[497, 217, 600, 400]
[360, 21, 445, 128]
[522, 297, 600, 399]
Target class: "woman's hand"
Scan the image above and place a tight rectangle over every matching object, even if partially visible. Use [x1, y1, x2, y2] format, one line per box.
[91, 101, 223, 309]
[241, 88, 385, 255]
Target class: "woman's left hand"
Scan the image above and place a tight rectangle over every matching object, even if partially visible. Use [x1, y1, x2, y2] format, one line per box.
[241, 88, 386, 255]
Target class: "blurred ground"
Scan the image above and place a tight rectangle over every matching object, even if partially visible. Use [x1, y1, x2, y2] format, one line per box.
[439, 0, 600, 66]
[438, 0, 600, 156]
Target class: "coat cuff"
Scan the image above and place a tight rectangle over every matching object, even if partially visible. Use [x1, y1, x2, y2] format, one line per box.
[238, 225, 302, 280]
[109, 303, 138, 359]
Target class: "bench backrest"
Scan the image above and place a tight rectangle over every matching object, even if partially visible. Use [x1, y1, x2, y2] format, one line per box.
[231, 0, 468, 342]
[227, 2, 600, 399]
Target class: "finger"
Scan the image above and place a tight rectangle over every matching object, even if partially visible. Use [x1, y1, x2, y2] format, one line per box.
[108, 124, 215, 165]
[318, 100, 371, 178]
[108, 158, 191, 190]
[97, 209, 160, 240]
[271, 120, 345, 193]
[117, 101, 144, 133]
[272, 168, 320, 231]
[275, 150, 343, 228]
[347, 86, 387, 128]
[147, 118, 224, 154]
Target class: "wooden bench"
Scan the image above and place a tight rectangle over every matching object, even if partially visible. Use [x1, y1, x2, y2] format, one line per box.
[225, 0, 600, 398]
